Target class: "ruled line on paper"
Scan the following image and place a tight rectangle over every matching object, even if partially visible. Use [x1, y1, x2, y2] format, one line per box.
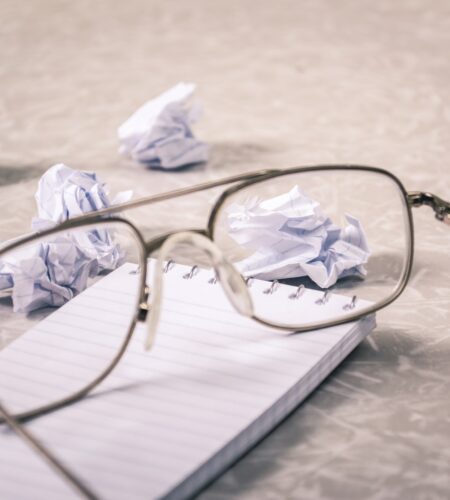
[2, 339, 297, 396]
[24, 323, 314, 378]
[0, 354, 266, 422]
[0, 261, 375, 500]
[49, 299, 343, 355]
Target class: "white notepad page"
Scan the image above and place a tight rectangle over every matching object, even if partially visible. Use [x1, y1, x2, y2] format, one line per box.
[0, 262, 376, 500]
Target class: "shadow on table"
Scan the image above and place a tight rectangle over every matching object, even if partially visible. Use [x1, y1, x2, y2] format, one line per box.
[0, 165, 46, 186]
[197, 324, 449, 498]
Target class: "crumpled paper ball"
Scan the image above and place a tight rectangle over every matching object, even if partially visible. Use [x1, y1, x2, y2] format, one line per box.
[118, 82, 209, 170]
[0, 164, 131, 313]
[32, 163, 132, 230]
[227, 185, 370, 289]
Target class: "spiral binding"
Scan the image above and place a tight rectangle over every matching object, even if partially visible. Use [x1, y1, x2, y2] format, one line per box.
[208, 272, 219, 285]
[263, 280, 280, 295]
[183, 265, 199, 280]
[129, 265, 141, 275]
[315, 290, 331, 305]
[343, 295, 357, 310]
[289, 284, 305, 300]
[244, 277, 254, 288]
[163, 262, 359, 310]
[163, 260, 175, 273]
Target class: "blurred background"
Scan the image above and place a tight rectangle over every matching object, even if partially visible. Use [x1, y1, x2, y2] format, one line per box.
[1, 1, 449, 498]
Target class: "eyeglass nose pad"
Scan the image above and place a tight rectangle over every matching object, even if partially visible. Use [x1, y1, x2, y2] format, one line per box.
[144, 231, 254, 351]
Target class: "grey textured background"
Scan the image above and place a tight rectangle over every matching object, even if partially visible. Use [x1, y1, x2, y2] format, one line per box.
[1, 1, 449, 499]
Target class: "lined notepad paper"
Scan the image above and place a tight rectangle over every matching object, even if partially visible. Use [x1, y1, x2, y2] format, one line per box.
[0, 262, 375, 500]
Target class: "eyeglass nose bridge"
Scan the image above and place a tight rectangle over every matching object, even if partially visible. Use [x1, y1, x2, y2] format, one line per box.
[141, 231, 254, 351]
[135, 232, 183, 324]
[137, 286, 151, 322]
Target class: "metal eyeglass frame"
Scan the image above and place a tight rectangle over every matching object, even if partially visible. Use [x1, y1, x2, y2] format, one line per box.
[0, 164, 449, 500]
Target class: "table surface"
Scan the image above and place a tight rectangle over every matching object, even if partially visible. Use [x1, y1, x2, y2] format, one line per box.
[1, 1, 449, 498]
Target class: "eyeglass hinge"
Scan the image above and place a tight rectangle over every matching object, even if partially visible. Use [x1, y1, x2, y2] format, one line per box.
[407, 191, 450, 224]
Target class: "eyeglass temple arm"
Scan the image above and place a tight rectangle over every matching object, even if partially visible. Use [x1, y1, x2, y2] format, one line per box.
[408, 191, 450, 225]
[0, 402, 100, 500]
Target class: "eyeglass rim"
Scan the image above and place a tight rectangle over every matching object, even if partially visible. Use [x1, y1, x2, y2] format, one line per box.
[0, 164, 413, 333]
[207, 164, 415, 330]
[0, 164, 414, 422]
[0, 217, 149, 422]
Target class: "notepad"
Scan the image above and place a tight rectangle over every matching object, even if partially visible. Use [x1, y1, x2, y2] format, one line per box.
[0, 261, 376, 500]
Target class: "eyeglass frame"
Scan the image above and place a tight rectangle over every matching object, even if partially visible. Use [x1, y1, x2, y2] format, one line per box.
[0, 163, 449, 500]
[0, 163, 449, 426]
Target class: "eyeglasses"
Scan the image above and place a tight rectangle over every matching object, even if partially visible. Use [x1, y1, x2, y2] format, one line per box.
[0, 164, 448, 499]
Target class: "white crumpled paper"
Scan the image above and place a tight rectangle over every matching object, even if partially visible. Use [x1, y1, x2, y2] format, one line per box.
[0, 164, 132, 313]
[227, 185, 370, 289]
[118, 82, 209, 170]
[32, 163, 132, 231]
